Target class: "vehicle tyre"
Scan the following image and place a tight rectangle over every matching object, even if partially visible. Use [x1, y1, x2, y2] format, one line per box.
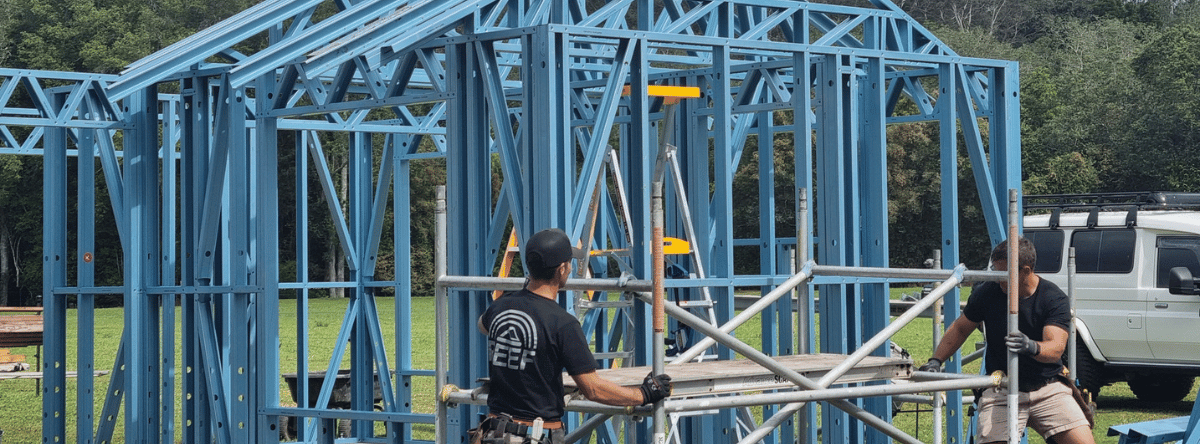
[1072, 339, 1103, 399]
[278, 415, 293, 440]
[1128, 374, 1195, 403]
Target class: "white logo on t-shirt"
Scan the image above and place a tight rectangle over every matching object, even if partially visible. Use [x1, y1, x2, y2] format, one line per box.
[489, 310, 538, 370]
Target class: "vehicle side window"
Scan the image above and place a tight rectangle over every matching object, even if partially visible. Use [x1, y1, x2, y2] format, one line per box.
[1026, 230, 1064, 273]
[1156, 236, 1200, 288]
[1071, 229, 1136, 273]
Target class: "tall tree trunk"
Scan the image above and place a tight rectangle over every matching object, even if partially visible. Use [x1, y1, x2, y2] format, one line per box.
[327, 158, 348, 298]
[0, 218, 10, 306]
[327, 249, 346, 298]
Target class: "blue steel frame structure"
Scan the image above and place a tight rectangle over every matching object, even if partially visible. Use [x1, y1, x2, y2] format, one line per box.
[0, 0, 1020, 443]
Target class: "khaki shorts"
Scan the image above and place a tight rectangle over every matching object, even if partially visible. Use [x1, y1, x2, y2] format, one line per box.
[976, 380, 1091, 443]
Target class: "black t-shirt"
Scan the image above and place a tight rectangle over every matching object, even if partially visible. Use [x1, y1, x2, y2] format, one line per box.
[963, 278, 1071, 392]
[481, 289, 598, 422]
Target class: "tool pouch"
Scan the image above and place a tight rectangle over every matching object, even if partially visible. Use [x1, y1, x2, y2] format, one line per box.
[1056, 371, 1096, 429]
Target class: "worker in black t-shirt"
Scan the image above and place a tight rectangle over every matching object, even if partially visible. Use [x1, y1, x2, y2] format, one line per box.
[920, 237, 1094, 444]
[474, 228, 672, 444]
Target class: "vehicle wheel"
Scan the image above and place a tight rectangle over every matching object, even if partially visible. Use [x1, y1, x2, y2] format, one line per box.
[278, 415, 292, 440]
[1071, 339, 1104, 399]
[1128, 374, 1195, 402]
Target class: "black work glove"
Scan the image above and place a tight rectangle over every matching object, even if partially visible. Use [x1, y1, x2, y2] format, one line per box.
[918, 358, 943, 373]
[1005, 331, 1040, 356]
[639, 373, 673, 405]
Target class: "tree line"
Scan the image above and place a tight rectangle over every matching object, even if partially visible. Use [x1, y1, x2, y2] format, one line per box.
[1, 0, 1198, 305]
[885, 0, 1200, 267]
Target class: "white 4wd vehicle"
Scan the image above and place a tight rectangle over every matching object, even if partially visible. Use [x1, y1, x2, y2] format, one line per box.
[1023, 192, 1200, 402]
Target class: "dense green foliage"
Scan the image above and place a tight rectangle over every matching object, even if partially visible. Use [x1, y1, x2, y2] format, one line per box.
[0, 0, 263, 306]
[845, 0, 1200, 268]
[2, 0, 1200, 301]
[2, 0, 259, 73]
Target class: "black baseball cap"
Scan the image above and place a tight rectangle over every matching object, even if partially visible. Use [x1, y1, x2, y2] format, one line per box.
[524, 228, 587, 271]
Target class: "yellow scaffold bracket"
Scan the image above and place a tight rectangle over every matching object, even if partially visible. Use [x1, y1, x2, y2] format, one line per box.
[621, 85, 702, 104]
[439, 384, 459, 403]
[989, 370, 1005, 387]
[590, 237, 690, 256]
[662, 237, 690, 255]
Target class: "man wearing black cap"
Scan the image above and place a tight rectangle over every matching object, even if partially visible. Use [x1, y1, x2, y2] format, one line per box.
[474, 228, 673, 444]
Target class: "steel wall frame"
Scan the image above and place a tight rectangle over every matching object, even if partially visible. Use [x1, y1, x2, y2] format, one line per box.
[0, 1, 1021, 443]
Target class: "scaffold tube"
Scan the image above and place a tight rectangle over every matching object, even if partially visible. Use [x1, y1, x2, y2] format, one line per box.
[748, 264, 966, 443]
[434, 268, 1002, 293]
[441, 375, 999, 415]
[1007, 189, 1020, 444]
[933, 249, 945, 444]
[894, 394, 978, 406]
[666, 149, 719, 340]
[671, 261, 814, 364]
[676, 261, 1001, 366]
[665, 376, 1001, 413]
[796, 187, 812, 444]
[1068, 247, 1077, 384]
[436, 275, 652, 293]
[818, 265, 964, 388]
[563, 413, 616, 444]
[651, 180, 667, 443]
[811, 264, 1006, 282]
[442, 390, 651, 416]
[434, 186, 448, 444]
[911, 370, 998, 382]
[632, 292, 922, 444]
[649, 99, 679, 444]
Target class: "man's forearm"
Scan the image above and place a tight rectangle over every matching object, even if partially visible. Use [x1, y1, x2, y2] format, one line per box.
[1031, 325, 1069, 363]
[585, 379, 644, 406]
[931, 322, 971, 363]
[1030, 341, 1061, 363]
[572, 372, 646, 406]
[597, 383, 644, 406]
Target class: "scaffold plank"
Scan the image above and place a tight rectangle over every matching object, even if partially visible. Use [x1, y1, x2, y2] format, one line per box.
[565, 354, 912, 396]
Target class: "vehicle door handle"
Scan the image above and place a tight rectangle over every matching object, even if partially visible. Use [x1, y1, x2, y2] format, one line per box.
[1154, 303, 1169, 309]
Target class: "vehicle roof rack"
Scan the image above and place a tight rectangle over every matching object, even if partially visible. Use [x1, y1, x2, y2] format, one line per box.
[1024, 192, 1200, 229]
[1025, 192, 1200, 210]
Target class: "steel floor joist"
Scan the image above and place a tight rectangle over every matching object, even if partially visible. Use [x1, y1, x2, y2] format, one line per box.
[0, 1, 1022, 443]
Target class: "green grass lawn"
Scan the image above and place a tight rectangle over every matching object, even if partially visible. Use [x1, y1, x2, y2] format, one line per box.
[0, 291, 1195, 443]
[0, 297, 439, 443]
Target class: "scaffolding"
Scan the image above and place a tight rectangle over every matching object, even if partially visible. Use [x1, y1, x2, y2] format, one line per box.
[435, 189, 1028, 444]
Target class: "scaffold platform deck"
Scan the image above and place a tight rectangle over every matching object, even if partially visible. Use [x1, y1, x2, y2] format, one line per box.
[565, 354, 914, 397]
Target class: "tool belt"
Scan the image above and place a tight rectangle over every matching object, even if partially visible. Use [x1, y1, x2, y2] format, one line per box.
[1019, 374, 1057, 393]
[1056, 369, 1096, 429]
[488, 413, 562, 430]
[469, 413, 559, 444]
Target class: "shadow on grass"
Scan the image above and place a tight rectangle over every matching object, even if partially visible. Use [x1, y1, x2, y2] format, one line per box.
[1096, 396, 1195, 415]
